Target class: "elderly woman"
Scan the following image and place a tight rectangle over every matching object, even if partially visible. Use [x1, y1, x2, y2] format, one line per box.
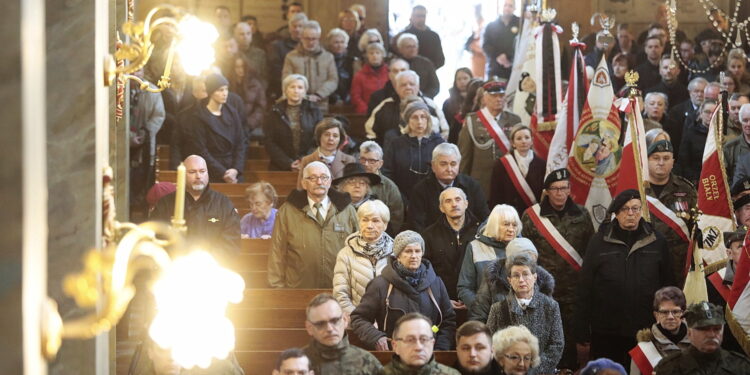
[470, 238, 555, 323]
[351, 230, 456, 351]
[358, 28, 385, 55]
[489, 125, 546, 214]
[326, 28, 354, 105]
[493, 325, 542, 375]
[264, 74, 323, 171]
[240, 181, 278, 239]
[628, 286, 690, 375]
[296, 117, 356, 188]
[333, 200, 393, 314]
[486, 254, 564, 375]
[350, 43, 388, 114]
[332, 163, 380, 209]
[458, 204, 521, 311]
[382, 100, 444, 200]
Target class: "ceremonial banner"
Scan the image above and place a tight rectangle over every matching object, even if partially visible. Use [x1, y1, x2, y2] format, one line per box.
[696, 103, 734, 271]
[568, 56, 622, 229]
[616, 88, 650, 221]
[683, 226, 708, 305]
[727, 231, 750, 355]
[546, 33, 588, 176]
[629, 341, 662, 375]
[531, 13, 563, 159]
[506, 14, 537, 127]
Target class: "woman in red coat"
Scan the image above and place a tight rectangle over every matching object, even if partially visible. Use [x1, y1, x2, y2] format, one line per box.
[350, 43, 388, 114]
[489, 125, 546, 214]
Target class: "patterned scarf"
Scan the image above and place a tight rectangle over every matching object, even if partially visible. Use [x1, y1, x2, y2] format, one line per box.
[394, 260, 426, 288]
[353, 232, 393, 264]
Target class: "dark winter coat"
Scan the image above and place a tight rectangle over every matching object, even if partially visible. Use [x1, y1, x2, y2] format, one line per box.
[367, 81, 397, 116]
[403, 55, 440, 98]
[667, 99, 698, 157]
[350, 257, 456, 350]
[483, 15, 520, 79]
[404, 25, 446, 69]
[267, 37, 298, 98]
[442, 87, 465, 144]
[409, 173, 490, 232]
[676, 118, 709, 184]
[331, 52, 354, 104]
[263, 99, 323, 170]
[382, 133, 445, 203]
[229, 74, 267, 132]
[488, 152, 546, 216]
[644, 81, 689, 111]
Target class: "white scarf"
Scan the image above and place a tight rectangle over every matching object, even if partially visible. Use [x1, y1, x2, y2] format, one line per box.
[513, 150, 534, 177]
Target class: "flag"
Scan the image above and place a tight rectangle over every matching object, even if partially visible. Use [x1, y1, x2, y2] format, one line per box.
[615, 86, 650, 221]
[531, 13, 563, 159]
[567, 55, 622, 229]
[683, 225, 708, 305]
[696, 102, 734, 272]
[505, 13, 538, 127]
[727, 230, 750, 355]
[546, 37, 588, 175]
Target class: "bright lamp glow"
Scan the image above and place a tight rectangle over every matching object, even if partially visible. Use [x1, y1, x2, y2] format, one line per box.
[149, 251, 245, 369]
[176, 16, 219, 76]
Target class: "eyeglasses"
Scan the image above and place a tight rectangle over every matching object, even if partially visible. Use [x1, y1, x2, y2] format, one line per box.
[309, 315, 343, 330]
[394, 335, 434, 346]
[305, 175, 331, 182]
[510, 272, 535, 280]
[619, 206, 642, 214]
[546, 186, 570, 193]
[503, 354, 533, 364]
[344, 179, 369, 187]
[656, 309, 683, 317]
[359, 157, 382, 165]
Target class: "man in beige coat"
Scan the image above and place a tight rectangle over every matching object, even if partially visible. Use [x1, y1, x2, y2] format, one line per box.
[268, 161, 359, 288]
[282, 20, 338, 113]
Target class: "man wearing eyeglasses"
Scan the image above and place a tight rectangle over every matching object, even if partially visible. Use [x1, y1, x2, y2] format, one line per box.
[519, 168, 594, 372]
[302, 293, 382, 374]
[381, 313, 460, 374]
[574, 189, 675, 370]
[268, 161, 358, 288]
[359, 141, 404, 234]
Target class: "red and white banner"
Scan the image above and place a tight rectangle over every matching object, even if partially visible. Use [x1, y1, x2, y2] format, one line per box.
[525, 204, 583, 270]
[500, 154, 537, 207]
[696, 102, 734, 270]
[567, 56, 622, 229]
[708, 268, 731, 302]
[647, 196, 690, 243]
[728, 231, 750, 355]
[616, 94, 650, 221]
[531, 22, 563, 159]
[629, 341, 662, 375]
[477, 108, 511, 154]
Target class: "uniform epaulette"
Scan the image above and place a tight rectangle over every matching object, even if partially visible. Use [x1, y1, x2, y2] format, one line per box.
[673, 174, 696, 189]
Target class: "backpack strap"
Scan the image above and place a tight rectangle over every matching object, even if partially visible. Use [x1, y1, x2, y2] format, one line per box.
[383, 283, 394, 334]
[427, 287, 443, 328]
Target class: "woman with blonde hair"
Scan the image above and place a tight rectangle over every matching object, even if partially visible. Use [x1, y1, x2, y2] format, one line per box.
[493, 325, 541, 375]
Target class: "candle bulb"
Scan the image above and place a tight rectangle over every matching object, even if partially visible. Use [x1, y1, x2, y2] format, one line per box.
[173, 163, 186, 226]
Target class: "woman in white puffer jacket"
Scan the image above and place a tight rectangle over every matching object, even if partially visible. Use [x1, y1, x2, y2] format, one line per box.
[333, 199, 393, 314]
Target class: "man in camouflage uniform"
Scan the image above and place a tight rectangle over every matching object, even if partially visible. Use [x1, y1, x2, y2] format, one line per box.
[303, 293, 383, 374]
[644, 139, 697, 285]
[380, 313, 459, 375]
[654, 302, 750, 374]
[520, 168, 594, 370]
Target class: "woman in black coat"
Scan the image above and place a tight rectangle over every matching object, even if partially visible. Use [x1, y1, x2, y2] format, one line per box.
[263, 74, 323, 171]
[351, 231, 456, 351]
[489, 125, 546, 215]
[442, 68, 474, 144]
[228, 55, 267, 140]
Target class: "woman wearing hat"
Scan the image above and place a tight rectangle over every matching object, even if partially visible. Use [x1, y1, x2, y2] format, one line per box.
[184, 72, 247, 183]
[332, 199, 393, 315]
[296, 117, 356, 188]
[350, 230, 456, 351]
[488, 124, 546, 215]
[382, 101, 444, 201]
[332, 163, 381, 209]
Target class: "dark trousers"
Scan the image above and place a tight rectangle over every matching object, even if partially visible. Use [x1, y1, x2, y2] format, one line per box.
[591, 332, 636, 371]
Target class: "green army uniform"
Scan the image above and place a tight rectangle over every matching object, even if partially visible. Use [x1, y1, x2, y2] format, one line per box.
[380, 355, 460, 375]
[645, 173, 697, 284]
[304, 335, 384, 375]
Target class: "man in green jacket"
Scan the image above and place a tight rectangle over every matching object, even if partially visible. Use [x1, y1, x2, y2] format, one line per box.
[380, 313, 460, 375]
[268, 161, 358, 288]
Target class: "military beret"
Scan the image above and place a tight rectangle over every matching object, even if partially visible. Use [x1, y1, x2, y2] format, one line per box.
[647, 139, 674, 156]
[723, 226, 747, 248]
[544, 168, 571, 189]
[684, 301, 724, 328]
[731, 176, 750, 210]
[483, 78, 507, 94]
[608, 189, 640, 214]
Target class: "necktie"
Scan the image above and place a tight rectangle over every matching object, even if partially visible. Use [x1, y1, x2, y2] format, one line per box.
[314, 202, 324, 224]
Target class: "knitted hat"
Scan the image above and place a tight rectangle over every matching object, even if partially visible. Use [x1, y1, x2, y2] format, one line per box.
[204, 73, 229, 95]
[505, 238, 538, 260]
[580, 358, 626, 375]
[401, 101, 430, 123]
[393, 230, 425, 256]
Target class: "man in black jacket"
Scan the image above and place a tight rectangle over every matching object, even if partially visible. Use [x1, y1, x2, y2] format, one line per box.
[409, 143, 489, 232]
[402, 5, 445, 69]
[574, 189, 675, 370]
[150, 155, 241, 262]
[423, 187, 480, 306]
[483, 0, 520, 80]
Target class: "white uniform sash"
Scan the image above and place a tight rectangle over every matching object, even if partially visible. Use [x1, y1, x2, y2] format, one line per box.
[500, 154, 537, 206]
[629, 341, 662, 375]
[477, 108, 510, 154]
[646, 196, 690, 243]
[525, 204, 582, 270]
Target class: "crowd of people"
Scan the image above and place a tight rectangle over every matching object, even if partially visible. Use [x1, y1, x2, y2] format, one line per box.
[130, 0, 750, 374]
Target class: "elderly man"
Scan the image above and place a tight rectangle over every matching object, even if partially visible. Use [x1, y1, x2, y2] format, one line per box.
[395, 33, 439, 98]
[574, 189, 675, 369]
[520, 168, 594, 371]
[645, 55, 688, 110]
[483, 0, 519, 80]
[726, 94, 749, 145]
[732, 177, 750, 228]
[232, 22, 268, 88]
[359, 141, 404, 234]
[150, 155, 240, 261]
[381, 313, 460, 375]
[668, 77, 707, 155]
[402, 5, 444, 69]
[724, 103, 750, 184]
[409, 143, 489, 232]
[303, 293, 383, 374]
[282, 20, 338, 112]
[268, 12, 307, 99]
[654, 302, 750, 374]
[367, 58, 409, 115]
[423, 187, 480, 305]
[453, 321, 499, 374]
[268, 161, 358, 288]
[644, 138, 696, 285]
[365, 70, 448, 146]
[458, 79, 522, 196]
[272, 348, 312, 375]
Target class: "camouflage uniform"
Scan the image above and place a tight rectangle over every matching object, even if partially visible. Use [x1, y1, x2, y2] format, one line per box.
[645, 173, 697, 285]
[380, 355, 460, 375]
[304, 335, 383, 375]
[521, 196, 594, 369]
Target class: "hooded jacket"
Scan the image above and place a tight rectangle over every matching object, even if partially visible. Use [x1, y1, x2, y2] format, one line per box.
[350, 257, 456, 350]
[333, 232, 394, 314]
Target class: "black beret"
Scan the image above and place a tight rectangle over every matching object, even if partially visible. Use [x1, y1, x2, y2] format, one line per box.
[732, 177, 750, 210]
[544, 168, 571, 188]
[609, 189, 641, 214]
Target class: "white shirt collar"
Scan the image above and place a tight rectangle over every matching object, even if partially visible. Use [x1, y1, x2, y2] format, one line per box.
[307, 195, 331, 218]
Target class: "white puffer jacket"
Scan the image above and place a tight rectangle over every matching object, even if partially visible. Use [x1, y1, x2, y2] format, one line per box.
[333, 232, 393, 314]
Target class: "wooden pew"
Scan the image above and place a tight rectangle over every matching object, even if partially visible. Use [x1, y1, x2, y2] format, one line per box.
[240, 271, 269, 288]
[240, 289, 330, 308]
[241, 238, 271, 254]
[156, 171, 297, 197]
[155, 144, 269, 161]
[158, 158, 272, 172]
[235, 253, 268, 272]
[229, 308, 306, 329]
[235, 328, 366, 350]
[229, 195, 288, 210]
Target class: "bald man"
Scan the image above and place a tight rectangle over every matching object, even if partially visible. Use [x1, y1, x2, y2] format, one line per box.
[150, 155, 241, 261]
